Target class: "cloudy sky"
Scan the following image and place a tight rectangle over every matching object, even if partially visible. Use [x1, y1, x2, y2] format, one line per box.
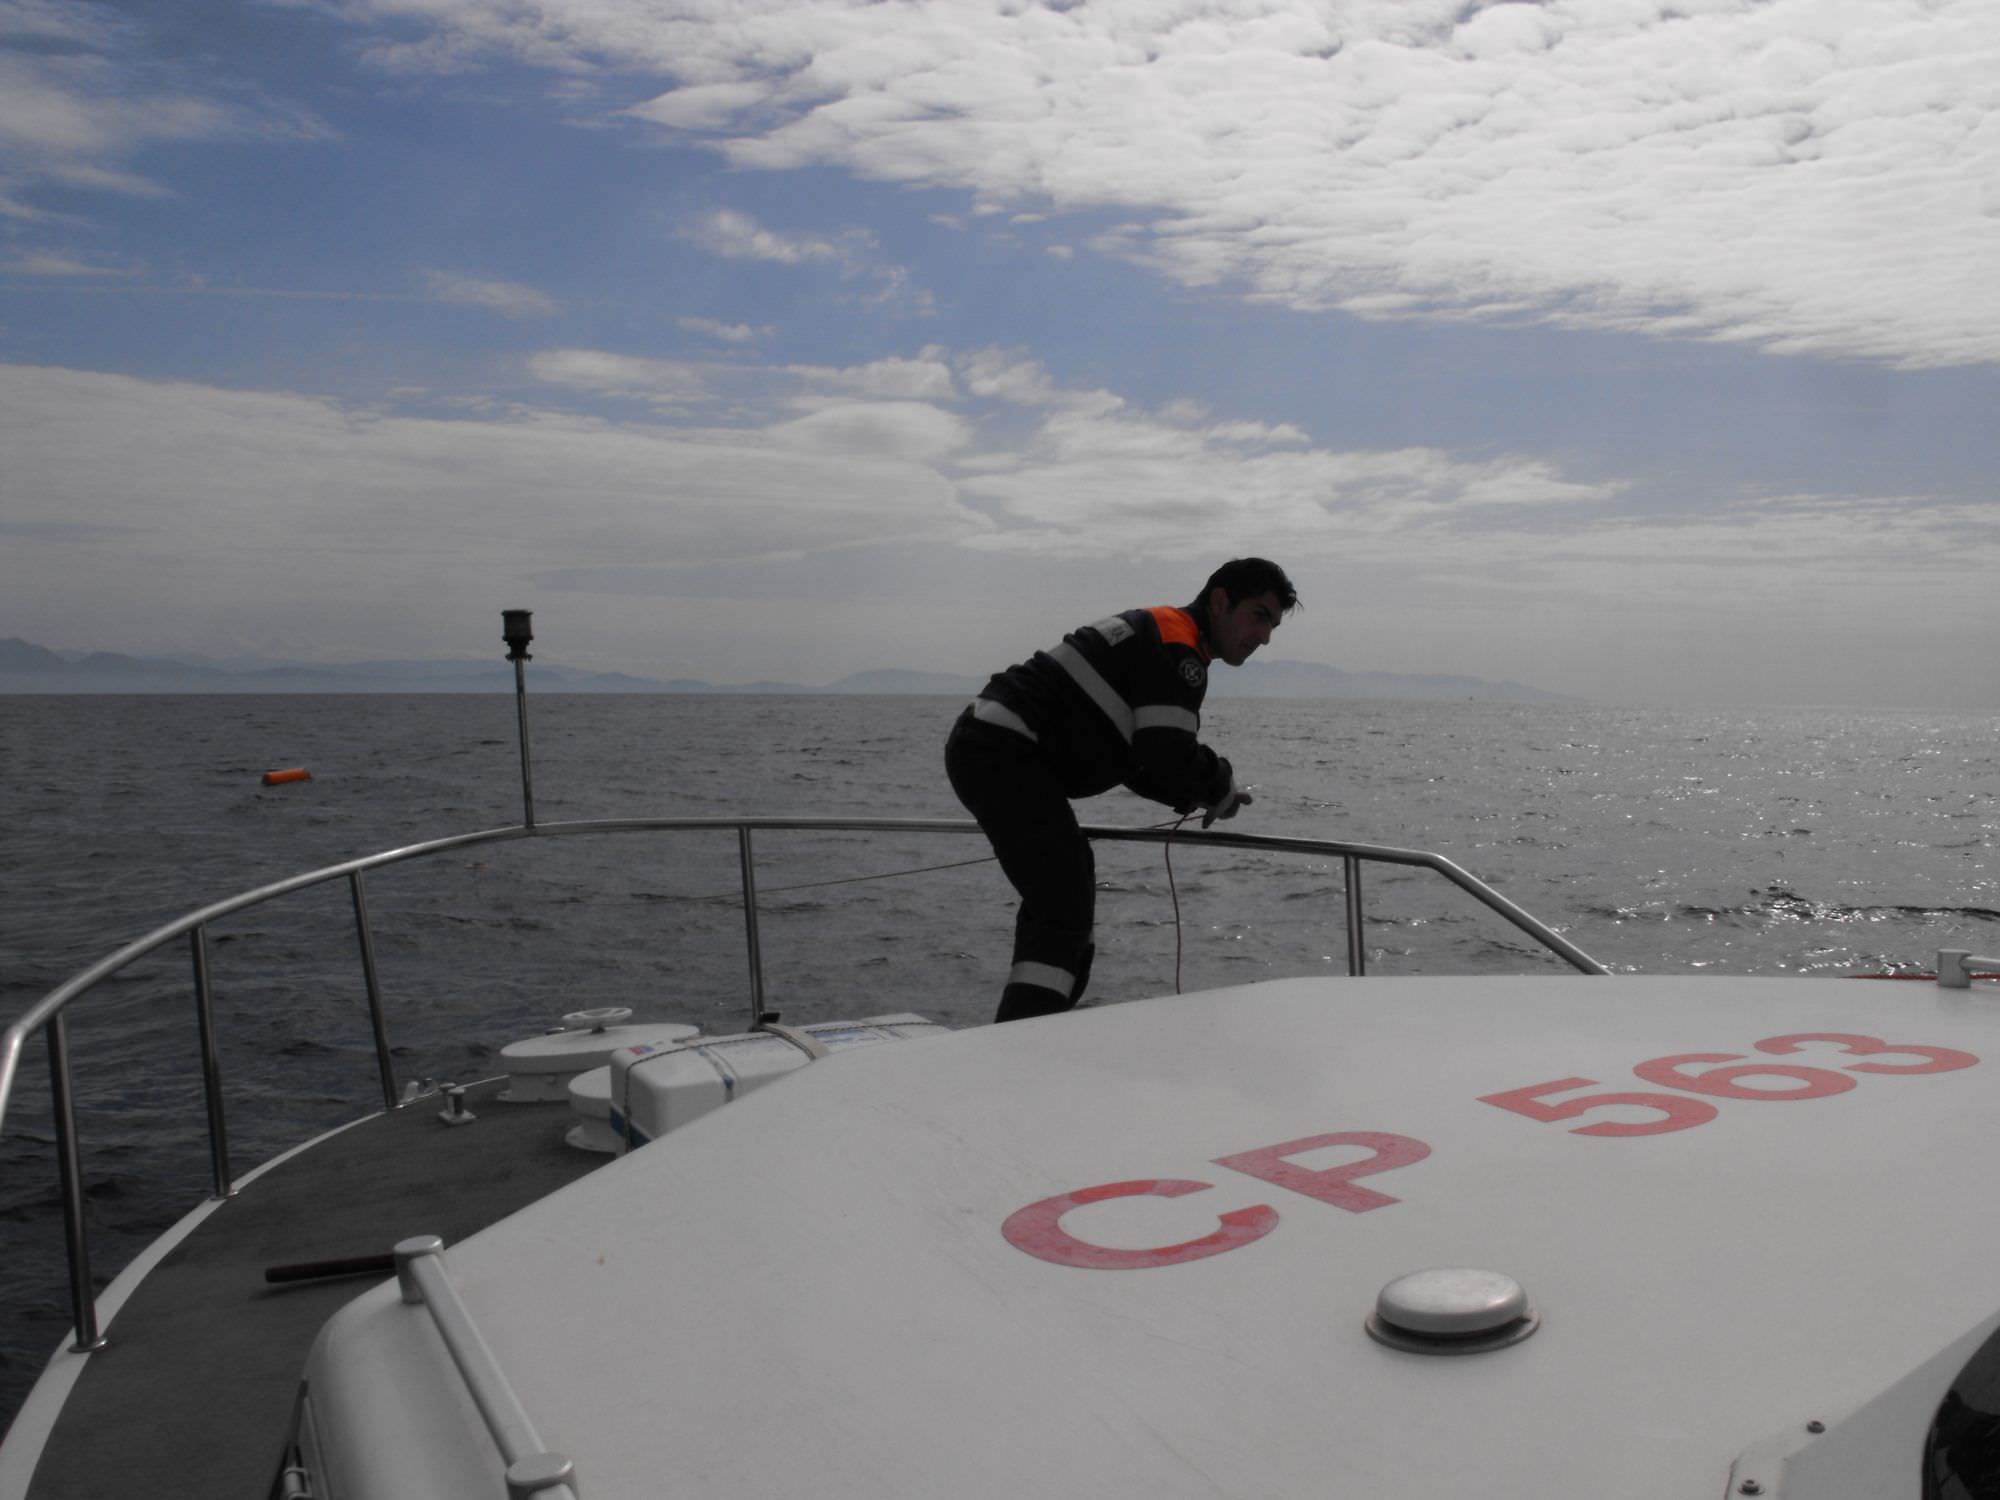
[2, 0, 1996, 708]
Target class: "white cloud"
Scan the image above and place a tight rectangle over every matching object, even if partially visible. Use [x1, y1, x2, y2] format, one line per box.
[0, 363, 990, 657]
[0, 0, 112, 45]
[1206, 419, 1309, 448]
[3, 356, 1994, 702]
[324, 0, 2000, 369]
[0, 14, 329, 207]
[0, 51, 231, 213]
[0, 248, 142, 277]
[0, 352, 1629, 602]
[785, 351, 957, 402]
[681, 207, 853, 267]
[678, 205, 931, 311]
[528, 349, 712, 404]
[956, 350, 1122, 414]
[628, 80, 775, 131]
[422, 270, 557, 318]
[514, 341, 1633, 558]
[679, 316, 771, 344]
[957, 413, 1626, 562]
[765, 400, 971, 463]
[529, 347, 965, 416]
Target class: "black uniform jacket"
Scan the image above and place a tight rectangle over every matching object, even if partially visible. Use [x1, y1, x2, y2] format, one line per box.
[972, 605, 1233, 811]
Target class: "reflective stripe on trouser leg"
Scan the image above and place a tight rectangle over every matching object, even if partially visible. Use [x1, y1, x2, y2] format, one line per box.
[997, 819, 1093, 1022]
[1009, 960, 1077, 994]
[945, 715, 1096, 1023]
[1000, 945, 1094, 1022]
[992, 829, 1093, 1022]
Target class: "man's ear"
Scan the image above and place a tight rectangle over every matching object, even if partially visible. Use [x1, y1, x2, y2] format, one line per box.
[1205, 585, 1228, 621]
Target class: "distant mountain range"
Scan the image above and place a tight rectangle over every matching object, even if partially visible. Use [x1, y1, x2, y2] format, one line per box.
[0, 637, 1574, 703]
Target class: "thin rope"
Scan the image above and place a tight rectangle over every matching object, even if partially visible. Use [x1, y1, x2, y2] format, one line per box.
[1165, 813, 1191, 993]
[674, 817, 1193, 904]
[747, 853, 998, 898]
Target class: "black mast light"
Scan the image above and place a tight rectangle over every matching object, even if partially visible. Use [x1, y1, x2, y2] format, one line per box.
[502, 609, 534, 662]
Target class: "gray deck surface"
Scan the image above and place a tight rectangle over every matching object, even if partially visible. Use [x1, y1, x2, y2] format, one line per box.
[23, 1081, 605, 1498]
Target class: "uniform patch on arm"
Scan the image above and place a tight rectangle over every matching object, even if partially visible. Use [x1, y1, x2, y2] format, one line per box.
[1090, 615, 1136, 646]
[1179, 658, 1206, 688]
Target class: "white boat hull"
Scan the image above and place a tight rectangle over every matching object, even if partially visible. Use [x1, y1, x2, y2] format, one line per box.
[298, 973, 2000, 1498]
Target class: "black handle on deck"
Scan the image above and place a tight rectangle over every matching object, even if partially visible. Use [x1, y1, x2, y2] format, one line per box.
[263, 1252, 397, 1285]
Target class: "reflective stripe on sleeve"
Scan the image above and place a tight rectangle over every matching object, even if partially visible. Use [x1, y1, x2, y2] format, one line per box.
[971, 697, 1039, 742]
[1134, 705, 1198, 734]
[1009, 960, 1077, 995]
[1049, 641, 1136, 741]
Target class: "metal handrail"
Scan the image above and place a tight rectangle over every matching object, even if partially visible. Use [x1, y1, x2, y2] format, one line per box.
[0, 814, 1607, 1351]
[394, 1236, 578, 1500]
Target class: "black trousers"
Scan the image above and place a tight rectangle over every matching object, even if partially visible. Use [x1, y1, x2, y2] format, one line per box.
[945, 712, 1096, 1023]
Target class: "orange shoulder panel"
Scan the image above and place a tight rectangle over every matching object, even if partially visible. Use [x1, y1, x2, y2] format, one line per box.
[1147, 606, 1208, 660]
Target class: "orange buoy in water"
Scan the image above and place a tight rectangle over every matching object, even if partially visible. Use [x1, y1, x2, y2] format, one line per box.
[261, 768, 312, 786]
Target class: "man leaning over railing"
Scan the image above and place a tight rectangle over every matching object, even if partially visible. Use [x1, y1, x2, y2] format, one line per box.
[944, 557, 1301, 1024]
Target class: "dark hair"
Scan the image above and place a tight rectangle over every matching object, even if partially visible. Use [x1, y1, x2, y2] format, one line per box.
[1198, 557, 1299, 614]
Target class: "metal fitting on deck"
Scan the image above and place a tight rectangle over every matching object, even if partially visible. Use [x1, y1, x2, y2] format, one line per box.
[1938, 951, 2000, 989]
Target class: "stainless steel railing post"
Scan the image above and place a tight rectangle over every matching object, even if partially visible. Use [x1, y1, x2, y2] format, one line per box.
[739, 826, 768, 1026]
[512, 656, 537, 831]
[350, 870, 400, 1111]
[1343, 854, 1367, 976]
[501, 610, 538, 831]
[46, 1013, 106, 1351]
[190, 924, 234, 1199]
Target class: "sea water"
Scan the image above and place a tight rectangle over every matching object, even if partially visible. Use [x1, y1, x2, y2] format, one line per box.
[1, 692, 1995, 1430]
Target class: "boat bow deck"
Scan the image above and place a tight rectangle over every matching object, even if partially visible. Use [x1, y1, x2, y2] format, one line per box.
[15, 1080, 599, 1500]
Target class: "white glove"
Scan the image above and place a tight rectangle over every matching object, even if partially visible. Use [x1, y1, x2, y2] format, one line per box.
[1201, 782, 1252, 828]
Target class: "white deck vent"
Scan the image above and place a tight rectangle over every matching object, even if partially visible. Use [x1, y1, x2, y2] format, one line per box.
[498, 1007, 699, 1103]
[1366, 1267, 1540, 1355]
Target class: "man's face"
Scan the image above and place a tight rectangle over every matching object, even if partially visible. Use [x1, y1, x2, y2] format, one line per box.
[1208, 588, 1284, 667]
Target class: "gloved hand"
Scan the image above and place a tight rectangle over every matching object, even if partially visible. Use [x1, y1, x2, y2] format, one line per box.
[1201, 782, 1252, 828]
